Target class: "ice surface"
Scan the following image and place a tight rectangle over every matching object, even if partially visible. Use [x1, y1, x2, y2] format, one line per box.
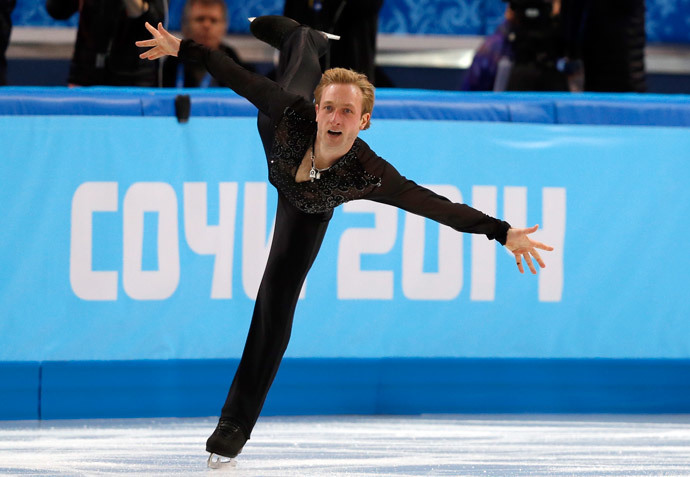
[1, 415, 689, 476]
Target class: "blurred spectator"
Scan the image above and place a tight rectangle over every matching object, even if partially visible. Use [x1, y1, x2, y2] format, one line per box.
[46, 0, 164, 86]
[0, 0, 15, 85]
[162, 0, 253, 88]
[283, 0, 383, 84]
[461, 2, 573, 92]
[503, 0, 573, 92]
[461, 9, 515, 91]
[464, 0, 645, 93]
[576, 0, 646, 92]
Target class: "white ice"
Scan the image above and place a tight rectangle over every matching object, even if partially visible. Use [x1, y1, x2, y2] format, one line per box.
[1, 415, 690, 476]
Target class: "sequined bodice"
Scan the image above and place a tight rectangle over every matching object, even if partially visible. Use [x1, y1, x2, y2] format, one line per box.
[268, 108, 381, 214]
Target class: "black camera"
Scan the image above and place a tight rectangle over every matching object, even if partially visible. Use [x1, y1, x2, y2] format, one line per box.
[499, 0, 574, 90]
[502, 0, 561, 66]
[504, 0, 554, 25]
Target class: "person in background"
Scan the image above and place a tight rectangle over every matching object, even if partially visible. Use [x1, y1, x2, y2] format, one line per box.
[504, 0, 574, 92]
[162, 0, 253, 88]
[283, 0, 383, 84]
[0, 0, 15, 85]
[463, 0, 585, 93]
[461, 8, 515, 91]
[46, 0, 164, 86]
[465, 0, 644, 93]
[575, 0, 646, 92]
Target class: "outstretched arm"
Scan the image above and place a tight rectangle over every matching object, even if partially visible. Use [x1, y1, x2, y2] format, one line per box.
[366, 156, 512, 244]
[505, 224, 554, 274]
[136, 22, 305, 118]
[363, 152, 553, 274]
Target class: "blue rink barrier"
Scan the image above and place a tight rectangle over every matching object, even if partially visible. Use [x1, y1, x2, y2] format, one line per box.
[1, 87, 689, 126]
[6, 357, 690, 420]
[0, 363, 40, 420]
[2, 88, 690, 420]
[24, 358, 690, 419]
[5, 358, 690, 419]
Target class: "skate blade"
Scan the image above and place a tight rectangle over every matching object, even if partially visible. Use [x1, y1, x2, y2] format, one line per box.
[207, 453, 237, 469]
[247, 17, 340, 40]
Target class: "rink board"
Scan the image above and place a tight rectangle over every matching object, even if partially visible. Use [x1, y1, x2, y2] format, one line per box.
[0, 363, 40, 420]
[2, 87, 690, 126]
[2, 89, 690, 419]
[25, 358, 690, 419]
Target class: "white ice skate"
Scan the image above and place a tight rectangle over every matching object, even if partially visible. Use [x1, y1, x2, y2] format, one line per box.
[207, 453, 237, 469]
[248, 17, 340, 41]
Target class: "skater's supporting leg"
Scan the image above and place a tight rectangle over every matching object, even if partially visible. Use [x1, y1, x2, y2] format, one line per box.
[208, 18, 332, 460]
[210, 196, 331, 450]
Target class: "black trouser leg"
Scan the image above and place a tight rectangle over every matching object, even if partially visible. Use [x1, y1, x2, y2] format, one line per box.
[220, 195, 331, 437]
[257, 25, 326, 156]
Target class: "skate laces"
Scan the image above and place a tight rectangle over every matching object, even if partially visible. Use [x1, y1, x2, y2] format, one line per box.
[216, 419, 241, 437]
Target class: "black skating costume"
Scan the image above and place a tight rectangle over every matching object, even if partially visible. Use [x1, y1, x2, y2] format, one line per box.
[179, 24, 510, 452]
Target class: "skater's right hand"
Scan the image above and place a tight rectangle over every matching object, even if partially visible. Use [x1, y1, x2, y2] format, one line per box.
[136, 22, 181, 60]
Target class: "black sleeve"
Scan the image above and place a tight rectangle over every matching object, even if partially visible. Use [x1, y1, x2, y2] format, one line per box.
[178, 39, 307, 119]
[223, 46, 256, 73]
[160, 56, 177, 87]
[365, 155, 511, 245]
[140, 0, 164, 24]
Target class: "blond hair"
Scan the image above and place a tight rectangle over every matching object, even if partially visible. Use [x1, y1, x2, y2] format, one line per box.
[314, 68, 375, 130]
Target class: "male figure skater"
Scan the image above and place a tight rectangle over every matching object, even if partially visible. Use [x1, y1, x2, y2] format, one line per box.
[137, 16, 553, 466]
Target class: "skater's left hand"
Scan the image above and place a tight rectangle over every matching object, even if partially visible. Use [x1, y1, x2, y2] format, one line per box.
[504, 224, 554, 274]
[136, 22, 181, 60]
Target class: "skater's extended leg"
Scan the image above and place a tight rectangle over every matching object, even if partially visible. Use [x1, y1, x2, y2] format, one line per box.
[274, 25, 327, 102]
[256, 17, 328, 153]
[250, 15, 327, 101]
[206, 196, 332, 458]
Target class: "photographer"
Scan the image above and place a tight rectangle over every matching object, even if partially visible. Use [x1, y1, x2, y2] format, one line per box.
[577, 0, 646, 92]
[46, 0, 164, 86]
[464, 0, 583, 93]
[491, 0, 645, 93]
[502, 0, 582, 92]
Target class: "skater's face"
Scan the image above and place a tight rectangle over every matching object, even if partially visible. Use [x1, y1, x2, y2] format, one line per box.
[315, 84, 370, 152]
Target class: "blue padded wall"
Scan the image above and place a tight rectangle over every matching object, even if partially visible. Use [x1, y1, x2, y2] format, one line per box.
[32, 359, 690, 420]
[2, 87, 690, 127]
[40, 360, 238, 419]
[0, 363, 40, 420]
